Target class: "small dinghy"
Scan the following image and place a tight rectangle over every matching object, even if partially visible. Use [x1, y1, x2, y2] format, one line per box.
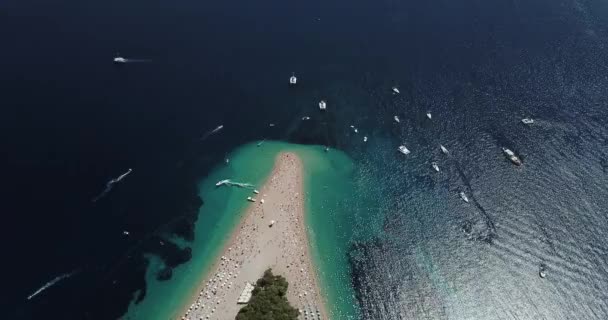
[440, 145, 449, 154]
[392, 87, 400, 94]
[426, 112, 432, 120]
[319, 100, 327, 110]
[522, 118, 534, 124]
[432, 162, 440, 172]
[394, 116, 400, 123]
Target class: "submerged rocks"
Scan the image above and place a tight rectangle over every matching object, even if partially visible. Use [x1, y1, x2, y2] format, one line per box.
[157, 267, 173, 281]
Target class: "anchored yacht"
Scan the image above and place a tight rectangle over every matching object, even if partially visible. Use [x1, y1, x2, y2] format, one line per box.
[440, 145, 449, 154]
[459, 192, 469, 203]
[502, 148, 522, 166]
[392, 87, 400, 94]
[289, 73, 297, 85]
[539, 264, 547, 278]
[394, 116, 400, 123]
[398, 145, 410, 155]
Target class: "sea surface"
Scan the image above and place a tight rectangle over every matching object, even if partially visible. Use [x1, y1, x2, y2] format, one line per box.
[2, 0, 608, 319]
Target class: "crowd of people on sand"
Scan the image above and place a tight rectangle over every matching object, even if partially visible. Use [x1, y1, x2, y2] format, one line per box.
[180, 154, 325, 320]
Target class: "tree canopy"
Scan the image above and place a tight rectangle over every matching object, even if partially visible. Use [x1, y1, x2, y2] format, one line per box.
[235, 269, 299, 320]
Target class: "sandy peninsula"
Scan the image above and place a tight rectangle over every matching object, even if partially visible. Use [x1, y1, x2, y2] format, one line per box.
[179, 152, 327, 320]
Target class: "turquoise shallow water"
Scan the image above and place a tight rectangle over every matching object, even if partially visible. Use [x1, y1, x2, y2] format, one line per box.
[123, 141, 360, 319]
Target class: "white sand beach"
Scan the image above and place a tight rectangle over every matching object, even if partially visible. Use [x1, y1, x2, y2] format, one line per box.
[179, 152, 327, 320]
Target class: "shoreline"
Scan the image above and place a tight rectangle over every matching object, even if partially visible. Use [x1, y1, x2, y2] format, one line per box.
[177, 152, 328, 320]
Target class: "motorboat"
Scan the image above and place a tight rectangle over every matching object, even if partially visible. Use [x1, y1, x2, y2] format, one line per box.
[269, 123, 275, 127]
[246, 197, 256, 202]
[539, 264, 547, 278]
[216, 179, 230, 187]
[324, 146, 329, 152]
[427, 112, 432, 119]
[394, 116, 400, 123]
[502, 148, 522, 166]
[289, 73, 297, 85]
[398, 145, 410, 155]
[392, 87, 400, 94]
[253, 190, 260, 194]
[522, 118, 534, 124]
[459, 192, 469, 203]
[363, 136, 368, 142]
[302, 116, 310, 120]
[319, 100, 327, 110]
[123, 231, 130, 236]
[440, 144, 449, 154]
[432, 162, 440, 172]
[113, 54, 126, 63]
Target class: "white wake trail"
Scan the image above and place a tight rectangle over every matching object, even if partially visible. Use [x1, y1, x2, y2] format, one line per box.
[200, 125, 224, 141]
[27, 270, 78, 300]
[92, 168, 133, 202]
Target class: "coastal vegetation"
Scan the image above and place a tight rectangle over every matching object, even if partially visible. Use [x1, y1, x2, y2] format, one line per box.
[235, 269, 299, 320]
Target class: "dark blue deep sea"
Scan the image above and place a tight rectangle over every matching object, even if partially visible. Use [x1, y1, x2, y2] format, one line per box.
[2, 0, 608, 319]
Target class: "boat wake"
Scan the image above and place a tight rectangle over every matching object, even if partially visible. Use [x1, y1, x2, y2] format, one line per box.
[215, 179, 255, 189]
[92, 168, 133, 203]
[27, 270, 79, 300]
[200, 125, 224, 141]
[122, 58, 152, 63]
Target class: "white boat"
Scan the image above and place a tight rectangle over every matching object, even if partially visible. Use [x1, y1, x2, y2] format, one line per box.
[539, 264, 547, 278]
[113, 54, 126, 63]
[246, 197, 256, 202]
[398, 145, 410, 155]
[363, 136, 368, 142]
[289, 73, 297, 85]
[253, 190, 259, 194]
[394, 116, 400, 123]
[319, 100, 327, 110]
[123, 231, 129, 236]
[440, 144, 449, 154]
[354, 128, 358, 133]
[392, 87, 400, 94]
[522, 118, 534, 124]
[302, 116, 310, 120]
[216, 179, 230, 186]
[269, 123, 275, 127]
[459, 192, 469, 203]
[324, 146, 329, 152]
[432, 162, 440, 172]
[502, 148, 522, 166]
[427, 112, 432, 119]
